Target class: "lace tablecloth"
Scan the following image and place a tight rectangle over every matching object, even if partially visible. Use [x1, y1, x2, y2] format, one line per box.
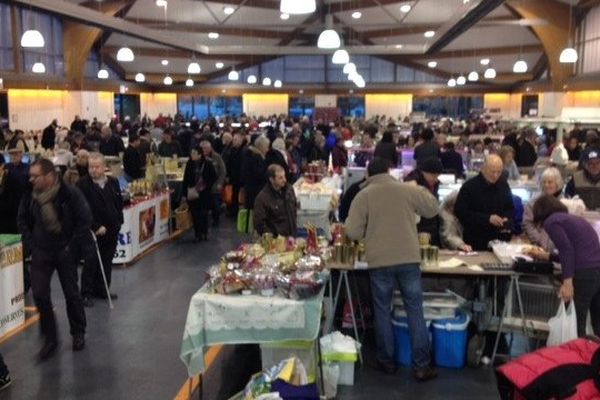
[180, 284, 325, 376]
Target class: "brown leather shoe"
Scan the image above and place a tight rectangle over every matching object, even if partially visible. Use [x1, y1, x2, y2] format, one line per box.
[413, 366, 438, 382]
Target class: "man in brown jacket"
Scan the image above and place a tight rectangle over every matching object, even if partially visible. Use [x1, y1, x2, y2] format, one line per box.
[345, 157, 439, 381]
[253, 164, 297, 237]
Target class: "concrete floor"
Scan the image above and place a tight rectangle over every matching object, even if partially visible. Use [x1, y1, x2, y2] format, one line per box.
[0, 220, 502, 400]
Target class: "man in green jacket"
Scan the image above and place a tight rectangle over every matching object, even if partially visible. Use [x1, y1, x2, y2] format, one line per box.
[345, 157, 439, 381]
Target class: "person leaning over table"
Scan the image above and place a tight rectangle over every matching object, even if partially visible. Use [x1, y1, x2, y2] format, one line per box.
[522, 167, 564, 253]
[344, 157, 439, 381]
[439, 190, 472, 252]
[526, 195, 600, 337]
[253, 164, 297, 237]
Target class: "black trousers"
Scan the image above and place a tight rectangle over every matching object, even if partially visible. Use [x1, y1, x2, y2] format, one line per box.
[189, 198, 209, 238]
[573, 268, 600, 337]
[211, 193, 222, 225]
[31, 247, 86, 340]
[82, 229, 118, 296]
[0, 352, 7, 377]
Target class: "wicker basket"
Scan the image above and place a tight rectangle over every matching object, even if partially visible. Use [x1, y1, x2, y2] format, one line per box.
[175, 206, 192, 231]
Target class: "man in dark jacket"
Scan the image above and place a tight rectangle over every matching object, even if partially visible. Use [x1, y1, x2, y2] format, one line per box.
[70, 115, 86, 135]
[77, 153, 123, 305]
[455, 155, 514, 250]
[41, 119, 58, 150]
[374, 130, 398, 167]
[123, 134, 143, 181]
[440, 142, 465, 178]
[241, 136, 269, 209]
[253, 164, 297, 237]
[516, 131, 538, 167]
[99, 125, 125, 157]
[18, 158, 91, 360]
[226, 132, 245, 216]
[158, 129, 182, 158]
[4, 148, 29, 233]
[413, 128, 440, 167]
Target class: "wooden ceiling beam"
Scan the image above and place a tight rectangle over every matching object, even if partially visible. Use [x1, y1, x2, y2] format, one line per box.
[101, 46, 251, 61]
[409, 44, 543, 60]
[279, 12, 321, 46]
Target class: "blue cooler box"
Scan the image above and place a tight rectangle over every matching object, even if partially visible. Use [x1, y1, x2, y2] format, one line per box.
[431, 310, 470, 368]
[392, 317, 431, 366]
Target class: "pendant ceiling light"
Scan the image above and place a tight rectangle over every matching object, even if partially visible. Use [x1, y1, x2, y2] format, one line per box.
[185, 78, 194, 87]
[513, 59, 528, 73]
[484, 67, 496, 79]
[280, 0, 316, 14]
[21, 29, 45, 48]
[97, 68, 109, 79]
[274, 80, 282, 88]
[163, 75, 173, 85]
[447, 78, 457, 87]
[262, 77, 272, 86]
[156, 0, 168, 7]
[117, 47, 134, 62]
[32, 62, 45, 74]
[247, 75, 257, 84]
[456, 75, 466, 85]
[228, 69, 239, 81]
[215, 62, 224, 69]
[348, 70, 360, 82]
[187, 62, 201, 74]
[467, 71, 479, 81]
[135, 73, 145, 82]
[332, 49, 350, 65]
[354, 76, 366, 88]
[317, 15, 341, 49]
[560, 2, 578, 64]
[343, 62, 356, 75]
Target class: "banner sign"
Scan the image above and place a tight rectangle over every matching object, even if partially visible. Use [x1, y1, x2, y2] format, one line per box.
[0, 243, 25, 337]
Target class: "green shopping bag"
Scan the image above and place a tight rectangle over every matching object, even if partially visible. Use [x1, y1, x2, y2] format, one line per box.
[236, 208, 254, 234]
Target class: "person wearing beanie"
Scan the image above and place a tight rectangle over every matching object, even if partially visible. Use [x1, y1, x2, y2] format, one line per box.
[405, 157, 443, 246]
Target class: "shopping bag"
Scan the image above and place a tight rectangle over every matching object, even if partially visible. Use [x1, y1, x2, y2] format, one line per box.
[238, 188, 246, 206]
[237, 208, 253, 234]
[222, 184, 233, 206]
[547, 300, 578, 347]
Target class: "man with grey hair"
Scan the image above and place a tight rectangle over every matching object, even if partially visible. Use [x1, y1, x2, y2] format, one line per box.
[98, 125, 125, 157]
[77, 152, 123, 305]
[455, 154, 514, 250]
[241, 135, 269, 209]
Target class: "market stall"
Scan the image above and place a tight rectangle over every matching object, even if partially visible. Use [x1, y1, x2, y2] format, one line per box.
[0, 234, 25, 338]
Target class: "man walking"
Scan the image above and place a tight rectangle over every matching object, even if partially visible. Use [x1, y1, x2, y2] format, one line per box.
[77, 153, 123, 305]
[345, 157, 439, 380]
[18, 158, 91, 360]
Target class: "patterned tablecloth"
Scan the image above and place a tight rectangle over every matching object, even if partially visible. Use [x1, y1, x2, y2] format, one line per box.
[180, 283, 326, 377]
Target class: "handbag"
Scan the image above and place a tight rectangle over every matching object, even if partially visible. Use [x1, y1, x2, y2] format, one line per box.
[222, 184, 233, 206]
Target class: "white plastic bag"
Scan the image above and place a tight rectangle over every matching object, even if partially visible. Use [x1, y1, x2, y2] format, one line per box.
[547, 300, 578, 347]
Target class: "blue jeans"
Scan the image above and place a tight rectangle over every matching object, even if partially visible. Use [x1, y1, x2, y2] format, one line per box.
[370, 263, 430, 368]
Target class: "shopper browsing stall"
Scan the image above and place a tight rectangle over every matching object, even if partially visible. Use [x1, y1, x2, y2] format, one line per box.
[182, 147, 217, 241]
[253, 164, 297, 237]
[565, 147, 600, 210]
[344, 157, 439, 381]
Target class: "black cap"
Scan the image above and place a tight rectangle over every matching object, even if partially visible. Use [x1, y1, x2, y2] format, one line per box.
[420, 157, 443, 174]
[583, 147, 600, 162]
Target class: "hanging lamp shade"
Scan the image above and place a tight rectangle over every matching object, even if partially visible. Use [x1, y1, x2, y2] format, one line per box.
[262, 77, 272, 86]
[187, 62, 201, 74]
[135, 73, 145, 82]
[354, 76, 366, 88]
[274, 80, 282, 88]
[318, 15, 341, 49]
[332, 49, 350, 64]
[343, 62, 356, 75]
[228, 70, 239, 81]
[185, 78, 194, 87]
[447, 78, 456, 87]
[116, 47, 134, 62]
[97, 68, 109, 79]
[456, 75, 466, 85]
[484, 67, 496, 79]
[348, 71, 360, 82]
[247, 75, 257, 84]
[280, 0, 316, 14]
[467, 71, 479, 81]
[32, 62, 45, 74]
[559, 47, 578, 63]
[163, 75, 173, 85]
[513, 59, 528, 73]
[21, 29, 45, 48]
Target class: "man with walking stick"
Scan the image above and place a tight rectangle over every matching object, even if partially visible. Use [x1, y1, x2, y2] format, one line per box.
[77, 153, 123, 305]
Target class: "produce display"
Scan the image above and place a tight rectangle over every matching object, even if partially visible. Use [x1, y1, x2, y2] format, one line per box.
[206, 231, 331, 300]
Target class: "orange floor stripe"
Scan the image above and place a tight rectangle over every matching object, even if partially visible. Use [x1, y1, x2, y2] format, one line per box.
[0, 312, 40, 344]
[174, 345, 223, 400]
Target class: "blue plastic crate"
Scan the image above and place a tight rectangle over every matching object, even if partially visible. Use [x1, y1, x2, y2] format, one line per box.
[392, 317, 431, 367]
[431, 310, 470, 368]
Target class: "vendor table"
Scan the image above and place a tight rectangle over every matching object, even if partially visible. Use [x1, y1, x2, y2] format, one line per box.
[0, 235, 25, 337]
[113, 192, 171, 264]
[180, 283, 327, 377]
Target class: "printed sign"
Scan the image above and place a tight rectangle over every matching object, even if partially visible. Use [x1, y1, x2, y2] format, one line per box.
[0, 243, 25, 337]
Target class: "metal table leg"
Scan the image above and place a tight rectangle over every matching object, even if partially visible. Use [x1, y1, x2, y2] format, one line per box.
[343, 271, 363, 365]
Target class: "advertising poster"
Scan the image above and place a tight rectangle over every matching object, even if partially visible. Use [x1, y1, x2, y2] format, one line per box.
[138, 206, 156, 247]
[0, 244, 25, 337]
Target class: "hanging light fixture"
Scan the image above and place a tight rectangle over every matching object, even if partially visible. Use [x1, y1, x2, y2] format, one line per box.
[427, 61, 437, 68]
[161, 59, 169, 66]
[468, 71, 479, 81]
[513, 59, 528, 73]
[332, 49, 350, 64]
[343, 62, 356, 75]
[163, 75, 173, 85]
[116, 47, 134, 62]
[280, 13, 290, 20]
[348, 70, 360, 82]
[135, 73, 145, 82]
[97, 68, 109, 79]
[456, 74, 466, 85]
[274, 80, 282, 88]
[247, 75, 257, 84]
[317, 15, 341, 49]
[215, 62, 224, 69]
[560, 2, 578, 64]
[187, 61, 201, 74]
[21, 29, 45, 48]
[447, 78, 457, 87]
[208, 32, 220, 39]
[484, 67, 496, 79]
[185, 78, 194, 87]
[228, 69, 239, 81]
[32, 61, 45, 74]
[480, 58, 490, 66]
[280, 0, 316, 14]
[156, 0, 168, 7]
[262, 77, 272, 86]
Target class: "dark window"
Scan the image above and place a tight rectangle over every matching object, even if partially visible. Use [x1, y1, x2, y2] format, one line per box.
[338, 96, 365, 118]
[521, 94, 539, 117]
[412, 96, 483, 120]
[114, 94, 140, 121]
[0, 92, 8, 129]
[177, 95, 242, 119]
[289, 96, 315, 118]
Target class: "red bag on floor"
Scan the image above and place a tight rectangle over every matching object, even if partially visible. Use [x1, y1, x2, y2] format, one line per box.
[341, 299, 370, 329]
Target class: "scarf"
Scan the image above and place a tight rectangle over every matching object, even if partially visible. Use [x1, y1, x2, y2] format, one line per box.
[32, 182, 62, 234]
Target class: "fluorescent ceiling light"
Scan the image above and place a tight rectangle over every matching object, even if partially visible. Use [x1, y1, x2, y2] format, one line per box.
[135, 73, 145, 82]
[332, 49, 350, 64]
[280, 0, 316, 14]
[116, 47, 134, 62]
[352, 11, 362, 19]
[427, 61, 437, 68]
[21, 29, 45, 48]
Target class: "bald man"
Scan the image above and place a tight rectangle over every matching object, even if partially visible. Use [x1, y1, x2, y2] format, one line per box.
[454, 154, 514, 250]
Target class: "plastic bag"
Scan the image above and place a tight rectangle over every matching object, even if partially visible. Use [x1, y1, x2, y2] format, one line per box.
[547, 300, 578, 347]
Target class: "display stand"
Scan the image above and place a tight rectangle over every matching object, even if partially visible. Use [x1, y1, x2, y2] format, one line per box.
[0, 235, 25, 338]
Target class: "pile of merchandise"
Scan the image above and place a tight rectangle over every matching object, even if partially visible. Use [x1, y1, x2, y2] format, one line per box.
[242, 357, 318, 400]
[205, 231, 331, 300]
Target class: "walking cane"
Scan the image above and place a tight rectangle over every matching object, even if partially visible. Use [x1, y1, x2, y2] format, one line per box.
[90, 230, 115, 310]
